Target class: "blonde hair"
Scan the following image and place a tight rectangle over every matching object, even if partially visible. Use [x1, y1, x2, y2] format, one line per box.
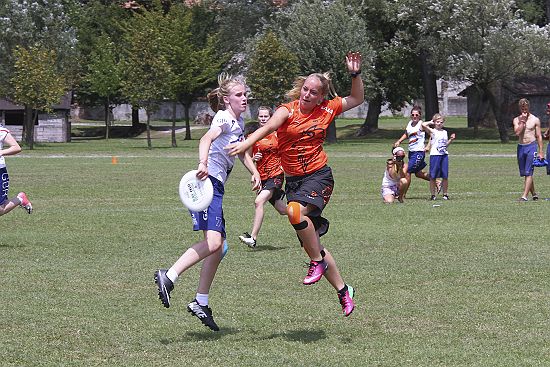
[431, 113, 445, 122]
[207, 73, 246, 112]
[285, 72, 337, 101]
[257, 106, 273, 116]
[519, 98, 530, 108]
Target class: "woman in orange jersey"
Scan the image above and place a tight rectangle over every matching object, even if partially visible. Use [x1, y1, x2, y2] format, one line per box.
[227, 52, 363, 317]
[239, 106, 287, 248]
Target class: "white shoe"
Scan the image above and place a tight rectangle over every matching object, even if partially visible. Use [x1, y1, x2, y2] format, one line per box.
[238, 232, 256, 248]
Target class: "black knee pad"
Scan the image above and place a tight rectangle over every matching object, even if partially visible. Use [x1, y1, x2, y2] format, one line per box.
[308, 215, 330, 237]
[292, 220, 308, 230]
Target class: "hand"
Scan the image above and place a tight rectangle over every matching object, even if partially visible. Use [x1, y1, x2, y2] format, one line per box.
[253, 152, 263, 162]
[538, 152, 545, 159]
[250, 173, 261, 191]
[393, 141, 400, 148]
[543, 130, 550, 139]
[450, 133, 456, 140]
[345, 51, 362, 74]
[196, 162, 209, 180]
[225, 141, 246, 157]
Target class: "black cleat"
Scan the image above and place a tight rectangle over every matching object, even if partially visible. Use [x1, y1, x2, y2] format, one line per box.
[187, 299, 220, 331]
[154, 269, 173, 308]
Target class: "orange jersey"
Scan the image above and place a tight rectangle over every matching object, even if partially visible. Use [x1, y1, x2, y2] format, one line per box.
[253, 131, 283, 181]
[277, 97, 343, 176]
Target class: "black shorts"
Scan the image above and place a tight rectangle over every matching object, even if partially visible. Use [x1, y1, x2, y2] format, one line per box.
[261, 174, 285, 205]
[285, 166, 334, 217]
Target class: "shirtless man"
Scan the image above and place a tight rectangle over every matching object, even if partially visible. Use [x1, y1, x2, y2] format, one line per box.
[513, 98, 544, 201]
[542, 102, 550, 176]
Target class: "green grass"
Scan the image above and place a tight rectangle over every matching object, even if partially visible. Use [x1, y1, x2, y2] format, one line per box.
[2, 120, 550, 366]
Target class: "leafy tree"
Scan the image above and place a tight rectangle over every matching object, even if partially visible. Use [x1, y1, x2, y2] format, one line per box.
[11, 46, 68, 149]
[120, 5, 174, 149]
[247, 31, 300, 108]
[413, 0, 550, 142]
[164, 3, 224, 144]
[83, 33, 123, 139]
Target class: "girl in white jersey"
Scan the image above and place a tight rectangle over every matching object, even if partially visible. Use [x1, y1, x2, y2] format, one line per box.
[381, 147, 410, 203]
[422, 114, 456, 200]
[0, 124, 32, 215]
[154, 74, 261, 332]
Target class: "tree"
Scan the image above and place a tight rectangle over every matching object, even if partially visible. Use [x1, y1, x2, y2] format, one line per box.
[247, 31, 300, 108]
[414, 0, 550, 142]
[164, 3, 224, 143]
[120, 5, 174, 149]
[11, 46, 68, 149]
[84, 33, 123, 139]
[276, 0, 375, 142]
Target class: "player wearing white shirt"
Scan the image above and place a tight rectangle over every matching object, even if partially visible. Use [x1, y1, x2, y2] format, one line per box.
[422, 114, 456, 200]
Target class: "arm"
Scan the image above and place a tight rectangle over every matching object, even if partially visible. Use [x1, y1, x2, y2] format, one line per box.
[239, 150, 261, 191]
[535, 118, 544, 158]
[421, 120, 436, 135]
[196, 126, 222, 180]
[447, 133, 456, 146]
[341, 52, 364, 112]
[226, 107, 288, 156]
[513, 115, 526, 136]
[0, 133, 22, 156]
[393, 132, 407, 147]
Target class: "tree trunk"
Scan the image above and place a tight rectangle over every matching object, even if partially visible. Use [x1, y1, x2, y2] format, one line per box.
[484, 81, 509, 143]
[326, 119, 337, 144]
[146, 109, 152, 149]
[171, 100, 177, 147]
[132, 106, 139, 128]
[22, 105, 35, 150]
[183, 99, 192, 141]
[104, 99, 110, 140]
[546, 0, 550, 24]
[420, 49, 439, 121]
[356, 95, 382, 136]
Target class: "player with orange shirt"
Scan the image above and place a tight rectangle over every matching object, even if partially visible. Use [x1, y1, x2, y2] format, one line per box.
[239, 107, 286, 248]
[227, 52, 363, 316]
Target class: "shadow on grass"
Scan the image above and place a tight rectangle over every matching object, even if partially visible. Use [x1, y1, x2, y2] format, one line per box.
[248, 245, 289, 252]
[264, 329, 327, 344]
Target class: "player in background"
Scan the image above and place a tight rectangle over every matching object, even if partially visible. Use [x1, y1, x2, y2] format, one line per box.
[226, 51, 363, 317]
[239, 106, 286, 248]
[393, 106, 432, 195]
[422, 114, 456, 200]
[0, 123, 32, 216]
[513, 98, 543, 201]
[154, 74, 261, 331]
[381, 147, 409, 203]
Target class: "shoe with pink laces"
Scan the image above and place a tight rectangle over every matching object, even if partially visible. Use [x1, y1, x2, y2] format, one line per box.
[337, 285, 355, 316]
[303, 259, 327, 285]
[17, 192, 32, 214]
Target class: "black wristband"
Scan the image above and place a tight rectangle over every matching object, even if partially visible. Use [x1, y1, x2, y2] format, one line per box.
[350, 70, 361, 78]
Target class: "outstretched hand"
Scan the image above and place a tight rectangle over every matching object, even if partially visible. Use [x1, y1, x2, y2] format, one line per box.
[345, 51, 362, 73]
[225, 141, 246, 157]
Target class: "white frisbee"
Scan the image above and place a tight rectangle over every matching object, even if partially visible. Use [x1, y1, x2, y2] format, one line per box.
[178, 170, 214, 212]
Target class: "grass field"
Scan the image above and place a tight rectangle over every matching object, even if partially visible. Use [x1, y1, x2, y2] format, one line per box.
[2, 120, 550, 366]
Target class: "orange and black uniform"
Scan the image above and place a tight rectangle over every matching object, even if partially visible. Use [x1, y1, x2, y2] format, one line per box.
[278, 97, 342, 218]
[252, 132, 284, 204]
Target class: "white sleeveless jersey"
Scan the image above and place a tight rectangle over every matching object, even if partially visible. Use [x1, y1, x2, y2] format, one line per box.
[406, 120, 426, 152]
[0, 126, 9, 168]
[381, 167, 399, 188]
[206, 109, 245, 184]
[429, 129, 449, 156]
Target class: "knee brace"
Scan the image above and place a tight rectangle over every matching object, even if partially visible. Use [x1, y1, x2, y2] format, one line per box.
[286, 202, 302, 224]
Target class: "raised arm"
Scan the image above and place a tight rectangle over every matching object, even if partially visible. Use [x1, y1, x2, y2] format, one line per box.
[341, 52, 364, 113]
[0, 133, 22, 156]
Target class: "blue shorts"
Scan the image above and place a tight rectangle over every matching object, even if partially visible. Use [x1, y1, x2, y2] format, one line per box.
[517, 142, 537, 177]
[429, 155, 449, 179]
[546, 143, 550, 175]
[408, 151, 427, 173]
[0, 167, 9, 205]
[190, 176, 226, 238]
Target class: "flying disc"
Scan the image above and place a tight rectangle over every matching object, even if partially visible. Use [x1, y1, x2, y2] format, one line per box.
[179, 170, 214, 212]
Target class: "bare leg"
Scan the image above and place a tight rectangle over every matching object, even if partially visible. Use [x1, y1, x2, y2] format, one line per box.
[522, 176, 533, 198]
[170, 230, 223, 276]
[321, 247, 345, 291]
[398, 177, 410, 201]
[0, 197, 21, 216]
[429, 179, 437, 196]
[250, 190, 272, 239]
[442, 178, 449, 194]
[415, 170, 430, 181]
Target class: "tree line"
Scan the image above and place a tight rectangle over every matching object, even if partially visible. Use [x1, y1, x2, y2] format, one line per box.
[1, 0, 549, 149]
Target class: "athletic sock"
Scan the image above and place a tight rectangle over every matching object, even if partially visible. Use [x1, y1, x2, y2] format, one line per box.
[166, 268, 179, 283]
[338, 284, 348, 295]
[196, 293, 209, 306]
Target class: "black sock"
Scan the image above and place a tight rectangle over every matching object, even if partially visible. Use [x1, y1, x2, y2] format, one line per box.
[338, 284, 348, 295]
